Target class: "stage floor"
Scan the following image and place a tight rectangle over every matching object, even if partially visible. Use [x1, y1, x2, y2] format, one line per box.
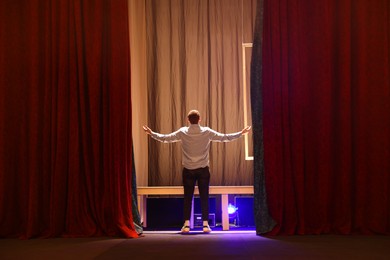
[1, 232, 390, 259]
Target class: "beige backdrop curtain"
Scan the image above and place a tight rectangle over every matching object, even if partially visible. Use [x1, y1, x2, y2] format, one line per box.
[130, 0, 256, 186]
[129, 0, 148, 186]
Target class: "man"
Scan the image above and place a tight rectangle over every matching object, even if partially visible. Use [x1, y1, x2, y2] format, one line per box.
[143, 110, 251, 233]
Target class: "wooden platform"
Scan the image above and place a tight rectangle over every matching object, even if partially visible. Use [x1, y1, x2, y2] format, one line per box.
[137, 186, 254, 230]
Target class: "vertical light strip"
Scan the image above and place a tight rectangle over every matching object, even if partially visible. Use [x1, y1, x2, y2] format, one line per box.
[242, 43, 253, 160]
[241, 1, 253, 160]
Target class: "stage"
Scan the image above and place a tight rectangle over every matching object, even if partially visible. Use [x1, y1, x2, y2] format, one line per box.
[1, 233, 389, 259]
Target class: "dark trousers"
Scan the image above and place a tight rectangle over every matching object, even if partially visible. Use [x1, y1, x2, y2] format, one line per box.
[182, 166, 210, 221]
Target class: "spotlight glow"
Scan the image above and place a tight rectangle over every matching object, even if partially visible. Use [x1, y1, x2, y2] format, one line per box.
[228, 203, 238, 214]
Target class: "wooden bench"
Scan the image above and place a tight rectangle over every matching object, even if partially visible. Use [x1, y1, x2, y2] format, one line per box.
[137, 186, 254, 231]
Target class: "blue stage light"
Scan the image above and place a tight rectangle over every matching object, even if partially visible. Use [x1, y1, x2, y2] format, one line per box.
[228, 203, 238, 215]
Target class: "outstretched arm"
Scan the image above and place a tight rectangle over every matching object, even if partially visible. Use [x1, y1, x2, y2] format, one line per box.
[142, 125, 181, 143]
[210, 125, 252, 142]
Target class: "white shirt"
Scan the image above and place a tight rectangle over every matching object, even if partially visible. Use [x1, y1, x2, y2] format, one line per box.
[150, 124, 242, 169]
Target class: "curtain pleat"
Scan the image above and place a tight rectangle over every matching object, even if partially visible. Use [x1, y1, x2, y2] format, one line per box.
[250, 0, 277, 235]
[0, 0, 138, 238]
[261, 0, 390, 235]
[145, 0, 256, 186]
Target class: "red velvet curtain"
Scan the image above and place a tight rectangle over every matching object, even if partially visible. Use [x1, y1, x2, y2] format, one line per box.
[262, 0, 390, 235]
[0, 0, 138, 238]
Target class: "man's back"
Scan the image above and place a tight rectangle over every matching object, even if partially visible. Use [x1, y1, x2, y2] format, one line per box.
[150, 124, 242, 169]
[179, 124, 214, 170]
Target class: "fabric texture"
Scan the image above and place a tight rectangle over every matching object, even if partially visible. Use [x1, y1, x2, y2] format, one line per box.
[145, 0, 257, 186]
[261, 0, 390, 235]
[0, 0, 138, 238]
[132, 144, 143, 234]
[250, 0, 277, 235]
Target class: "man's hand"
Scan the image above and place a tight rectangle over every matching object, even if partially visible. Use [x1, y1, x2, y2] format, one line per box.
[241, 126, 252, 135]
[143, 125, 152, 135]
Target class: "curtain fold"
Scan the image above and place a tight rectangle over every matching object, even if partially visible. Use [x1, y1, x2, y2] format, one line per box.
[145, 0, 256, 186]
[131, 144, 143, 234]
[250, 0, 277, 235]
[0, 0, 138, 238]
[129, 0, 149, 187]
[260, 0, 390, 235]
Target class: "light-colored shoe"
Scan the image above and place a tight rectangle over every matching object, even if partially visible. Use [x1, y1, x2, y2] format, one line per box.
[181, 225, 190, 233]
[203, 225, 212, 233]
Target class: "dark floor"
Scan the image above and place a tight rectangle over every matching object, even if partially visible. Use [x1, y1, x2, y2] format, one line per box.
[1, 231, 390, 260]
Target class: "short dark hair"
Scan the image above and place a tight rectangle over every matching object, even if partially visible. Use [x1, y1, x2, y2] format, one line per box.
[187, 110, 200, 124]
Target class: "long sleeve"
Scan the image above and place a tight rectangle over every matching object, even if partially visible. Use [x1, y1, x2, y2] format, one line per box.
[148, 125, 243, 169]
[208, 128, 242, 142]
[150, 129, 182, 143]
